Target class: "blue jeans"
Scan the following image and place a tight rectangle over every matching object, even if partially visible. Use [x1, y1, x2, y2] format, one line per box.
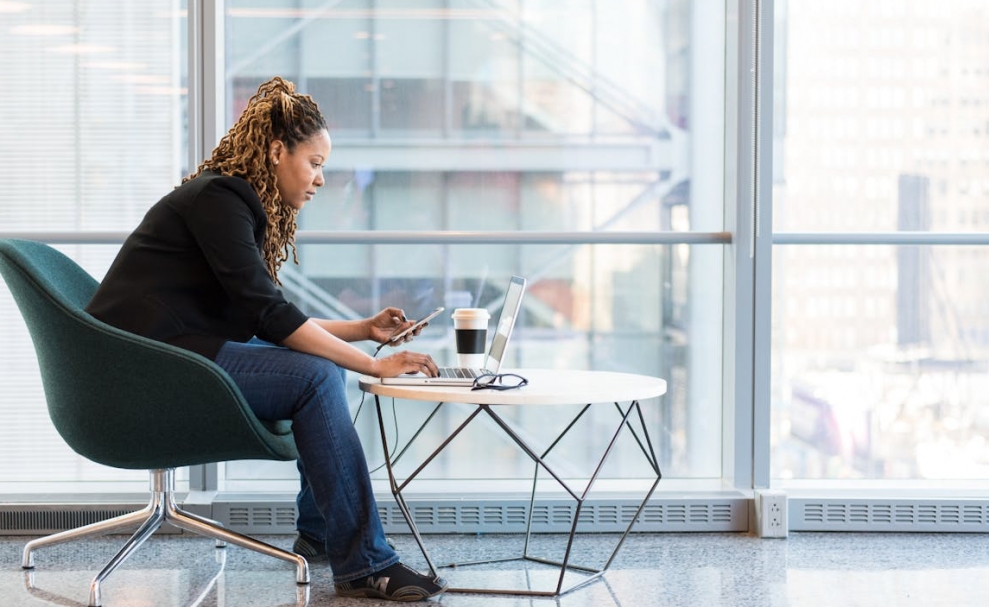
[214, 338, 399, 583]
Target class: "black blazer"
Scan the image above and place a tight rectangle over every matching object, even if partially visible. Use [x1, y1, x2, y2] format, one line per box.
[86, 171, 308, 360]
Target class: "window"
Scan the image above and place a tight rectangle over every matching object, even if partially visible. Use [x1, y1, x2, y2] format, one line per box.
[0, 0, 739, 501]
[772, 0, 989, 483]
[0, 0, 188, 492]
[220, 0, 728, 492]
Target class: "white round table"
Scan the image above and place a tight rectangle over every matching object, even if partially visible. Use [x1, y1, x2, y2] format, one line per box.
[359, 368, 668, 597]
[360, 368, 667, 405]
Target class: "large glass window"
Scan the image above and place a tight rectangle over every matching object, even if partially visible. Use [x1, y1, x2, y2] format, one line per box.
[0, 0, 731, 498]
[221, 0, 728, 491]
[772, 1, 989, 483]
[0, 1, 187, 492]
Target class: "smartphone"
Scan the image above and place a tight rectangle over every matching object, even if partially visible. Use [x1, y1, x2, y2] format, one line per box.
[388, 307, 445, 343]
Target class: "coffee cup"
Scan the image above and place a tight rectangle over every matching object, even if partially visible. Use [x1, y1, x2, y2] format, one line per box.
[452, 308, 490, 368]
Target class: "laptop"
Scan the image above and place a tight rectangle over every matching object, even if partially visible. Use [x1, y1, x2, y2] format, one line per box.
[381, 276, 526, 386]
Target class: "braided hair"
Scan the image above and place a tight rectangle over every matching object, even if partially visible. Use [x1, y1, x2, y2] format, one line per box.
[184, 76, 328, 282]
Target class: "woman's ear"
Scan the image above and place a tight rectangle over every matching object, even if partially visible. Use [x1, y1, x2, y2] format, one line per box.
[269, 140, 285, 166]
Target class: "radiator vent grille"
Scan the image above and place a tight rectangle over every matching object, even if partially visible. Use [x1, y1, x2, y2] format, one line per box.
[0, 504, 184, 536]
[9, 498, 989, 536]
[378, 499, 744, 533]
[1, 498, 747, 536]
[0, 509, 134, 534]
[792, 499, 989, 532]
[212, 503, 297, 534]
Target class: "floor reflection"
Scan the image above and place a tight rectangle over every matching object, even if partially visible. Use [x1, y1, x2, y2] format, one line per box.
[15, 542, 309, 607]
[3, 532, 989, 607]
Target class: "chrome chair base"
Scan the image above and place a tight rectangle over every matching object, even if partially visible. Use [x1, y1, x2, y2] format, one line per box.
[21, 468, 309, 607]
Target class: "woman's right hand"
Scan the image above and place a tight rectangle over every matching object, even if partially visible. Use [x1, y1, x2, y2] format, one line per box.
[373, 350, 439, 378]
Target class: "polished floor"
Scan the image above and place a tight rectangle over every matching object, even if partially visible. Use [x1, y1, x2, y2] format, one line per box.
[2, 530, 989, 606]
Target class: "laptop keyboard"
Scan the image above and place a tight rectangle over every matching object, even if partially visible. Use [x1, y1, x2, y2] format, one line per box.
[437, 367, 481, 379]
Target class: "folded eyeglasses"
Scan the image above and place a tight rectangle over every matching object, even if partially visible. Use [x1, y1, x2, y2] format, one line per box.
[471, 372, 529, 391]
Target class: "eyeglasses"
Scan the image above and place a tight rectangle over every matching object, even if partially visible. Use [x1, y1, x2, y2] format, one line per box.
[471, 372, 529, 391]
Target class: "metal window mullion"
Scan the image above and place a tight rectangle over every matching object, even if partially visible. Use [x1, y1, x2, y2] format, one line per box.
[751, 0, 776, 490]
[188, 0, 224, 173]
[186, 0, 225, 493]
[727, 0, 770, 493]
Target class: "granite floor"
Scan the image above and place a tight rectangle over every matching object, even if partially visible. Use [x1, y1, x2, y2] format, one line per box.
[2, 530, 989, 607]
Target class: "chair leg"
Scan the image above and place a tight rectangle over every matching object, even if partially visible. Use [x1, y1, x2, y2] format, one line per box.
[22, 504, 155, 569]
[23, 468, 309, 607]
[88, 502, 166, 607]
[166, 505, 310, 584]
[171, 505, 228, 548]
[155, 467, 308, 585]
[155, 473, 309, 584]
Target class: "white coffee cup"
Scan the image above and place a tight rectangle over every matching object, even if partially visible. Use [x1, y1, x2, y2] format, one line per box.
[452, 308, 490, 368]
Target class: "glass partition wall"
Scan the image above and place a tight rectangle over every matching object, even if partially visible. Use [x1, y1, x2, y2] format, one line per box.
[0, 0, 744, 521]
[0, 0, 189, 494]
[219, 0, 730, 493]
[4, 0, 987, 534]
[771, 0, 989, 494]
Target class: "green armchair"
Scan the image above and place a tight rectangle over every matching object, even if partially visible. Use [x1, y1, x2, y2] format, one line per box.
[0, 238, 308, 606]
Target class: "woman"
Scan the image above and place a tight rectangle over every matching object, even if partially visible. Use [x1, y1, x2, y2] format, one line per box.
[86, 77, 446, 601]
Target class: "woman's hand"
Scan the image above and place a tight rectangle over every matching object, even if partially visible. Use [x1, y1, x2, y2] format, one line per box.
[283, 319, 433, 378]
[373, 350, 439, 378]
[367, 306, 424, 346]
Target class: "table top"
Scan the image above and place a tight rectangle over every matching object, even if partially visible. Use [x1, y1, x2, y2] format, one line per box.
[358, 368, 667, 406]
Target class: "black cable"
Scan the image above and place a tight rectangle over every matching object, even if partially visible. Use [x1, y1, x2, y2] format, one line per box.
[354, 343, 400, 474]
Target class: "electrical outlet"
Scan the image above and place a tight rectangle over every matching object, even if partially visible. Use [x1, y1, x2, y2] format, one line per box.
[756, 490, 788, 538]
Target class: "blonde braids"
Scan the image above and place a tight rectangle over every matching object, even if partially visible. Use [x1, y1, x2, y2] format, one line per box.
[184, 76, 327, 283]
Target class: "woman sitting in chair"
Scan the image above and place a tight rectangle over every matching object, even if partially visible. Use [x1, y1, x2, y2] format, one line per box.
[86, 76, 446, 602]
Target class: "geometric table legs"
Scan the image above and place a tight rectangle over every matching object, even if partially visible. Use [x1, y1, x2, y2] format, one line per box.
[375, 397, 661, 596]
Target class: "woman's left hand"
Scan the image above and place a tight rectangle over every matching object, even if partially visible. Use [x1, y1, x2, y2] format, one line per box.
[368, 307, 418, 345]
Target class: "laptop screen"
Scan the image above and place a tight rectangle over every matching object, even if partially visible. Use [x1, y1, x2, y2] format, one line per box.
[484, 276, 526, 372]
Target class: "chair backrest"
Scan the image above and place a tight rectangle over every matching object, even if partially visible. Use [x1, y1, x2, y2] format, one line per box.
[0, 239, 298, 469]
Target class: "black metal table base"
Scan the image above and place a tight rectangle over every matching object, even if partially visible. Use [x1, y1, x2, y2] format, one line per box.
[374, 396, 662, 597]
